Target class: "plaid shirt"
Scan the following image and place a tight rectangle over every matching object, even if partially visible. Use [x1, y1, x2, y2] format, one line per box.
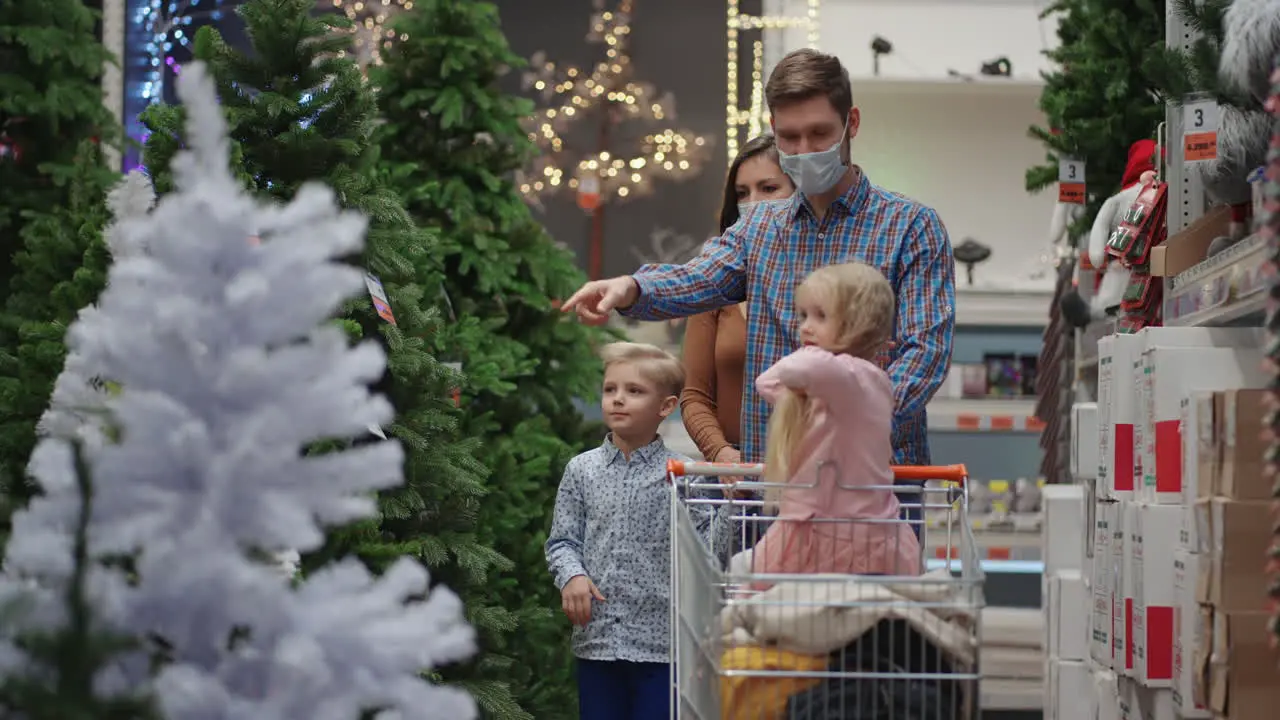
[623, 170, 955, 466]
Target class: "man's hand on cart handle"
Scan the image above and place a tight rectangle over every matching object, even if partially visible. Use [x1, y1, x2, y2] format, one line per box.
[561, 575, 606, 627]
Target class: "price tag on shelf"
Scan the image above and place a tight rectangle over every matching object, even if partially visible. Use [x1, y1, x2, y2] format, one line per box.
[365, 273, 397, 326]
[1058, 157, 1086, 204]
[443, 361, 463, 407]
[1182, 98, 1219, 163]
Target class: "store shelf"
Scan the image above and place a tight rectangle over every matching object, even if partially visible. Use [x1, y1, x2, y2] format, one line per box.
[955, 288, 1052, 328]
[928, 397, 1042, 432]
[1163, 233, 1270, 327]
[850, 76, 1045, 98]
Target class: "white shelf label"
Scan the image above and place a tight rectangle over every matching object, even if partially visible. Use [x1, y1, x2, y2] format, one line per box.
[1058, 158, 1086, 204]
[1182, 98, 1219, 163]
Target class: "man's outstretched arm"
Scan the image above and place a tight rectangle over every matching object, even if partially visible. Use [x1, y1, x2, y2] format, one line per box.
[561, 207, 758, 323]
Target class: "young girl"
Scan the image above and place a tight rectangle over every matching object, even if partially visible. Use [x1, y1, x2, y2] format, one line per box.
[732, 262, 922, 587]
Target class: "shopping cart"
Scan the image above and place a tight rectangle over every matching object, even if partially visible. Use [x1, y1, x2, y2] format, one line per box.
[668, 459, 984, 720]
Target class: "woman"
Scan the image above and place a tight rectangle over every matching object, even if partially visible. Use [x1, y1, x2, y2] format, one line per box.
[680, 135, 795, 465]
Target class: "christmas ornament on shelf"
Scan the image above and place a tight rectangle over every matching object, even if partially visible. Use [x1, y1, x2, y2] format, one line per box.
[515, 0, 712, 211]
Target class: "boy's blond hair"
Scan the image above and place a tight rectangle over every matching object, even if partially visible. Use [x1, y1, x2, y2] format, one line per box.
[599, 342, 685, 397]
[763, 263, 895, 507]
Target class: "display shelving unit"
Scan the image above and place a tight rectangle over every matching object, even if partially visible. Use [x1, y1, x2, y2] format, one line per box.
[1059, 1, 1278, 716]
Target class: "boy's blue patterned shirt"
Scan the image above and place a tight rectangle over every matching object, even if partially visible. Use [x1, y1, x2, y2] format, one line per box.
[545, 436, 729, 663]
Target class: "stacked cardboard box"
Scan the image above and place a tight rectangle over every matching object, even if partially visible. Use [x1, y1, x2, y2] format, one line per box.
[1180, 388, 1277, 720]
[1044, 483, 1089, 720]
[1088, 327, 1269, 720]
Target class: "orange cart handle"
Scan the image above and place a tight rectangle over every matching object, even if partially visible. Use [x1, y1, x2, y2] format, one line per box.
[666, 459, 967, 484]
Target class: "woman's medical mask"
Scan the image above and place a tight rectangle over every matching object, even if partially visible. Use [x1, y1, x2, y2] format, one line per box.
[737, 197, 791, 219]
[777, 125, 849, 196]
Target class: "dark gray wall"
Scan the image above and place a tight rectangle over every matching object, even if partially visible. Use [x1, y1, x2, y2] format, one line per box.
[494, 0, 762, 277]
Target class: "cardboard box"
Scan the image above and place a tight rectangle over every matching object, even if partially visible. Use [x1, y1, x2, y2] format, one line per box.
[1136, 347, 1264, 504]
[1072, 401, 1099, 482]
[1148, 203, 1231, 277]
[1095, 668, 1122, 720]
[1218, 389, 1269, 500]
[1183, 391, 1218, 503]
[1048, 658, 1092, 720]
[1209, 611, 1280, 720]
[1192, 499, 1213, 602]
[1192, 606, 1213, 710]
[1098, 334, 1137, 500]
[1044, 484, 1087, 577]
[1049, 570, 1089, 661]
[1097, 329, 1258, 501]
[1119, 676, 1139, 720]
[1172, 550, 1210, 718]
[1092, 500, 1118, 667]
[1135, 685, 1176, 720]
[1117, 501, 1137, 675]
[1097, 335, 1115, 494]
[1180, 392, 1217, 552]
[1209, 499, 1273, 611]
[1131, 503, 1180, 686]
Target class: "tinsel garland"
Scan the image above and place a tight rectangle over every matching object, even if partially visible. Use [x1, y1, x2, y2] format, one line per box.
[1263, 56, 1280, 651]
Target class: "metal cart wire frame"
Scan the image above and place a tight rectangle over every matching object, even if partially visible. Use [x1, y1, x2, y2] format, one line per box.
[668, 460, 985, 720]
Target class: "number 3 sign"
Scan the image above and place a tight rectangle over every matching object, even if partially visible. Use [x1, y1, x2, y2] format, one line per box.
[1058, 157, 1086, 205]
[1183, 97, 1219, 163]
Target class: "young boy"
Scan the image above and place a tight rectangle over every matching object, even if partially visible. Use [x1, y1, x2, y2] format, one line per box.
[545, 342, 726, 720]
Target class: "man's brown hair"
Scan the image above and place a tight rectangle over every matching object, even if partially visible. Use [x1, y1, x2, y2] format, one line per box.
[765, 49, 853, 119]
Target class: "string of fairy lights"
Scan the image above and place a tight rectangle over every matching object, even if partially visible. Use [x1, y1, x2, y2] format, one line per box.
[515, 0, 711, 208]
[122, 0, 820, 176]
[329, 0, 411, 69]
[122, 0, 405, 169]
[725, 0, 821, 165]
[123, 0, 232, 169]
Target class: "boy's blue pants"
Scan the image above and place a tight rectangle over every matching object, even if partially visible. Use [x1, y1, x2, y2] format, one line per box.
[577, 658, 672, 720]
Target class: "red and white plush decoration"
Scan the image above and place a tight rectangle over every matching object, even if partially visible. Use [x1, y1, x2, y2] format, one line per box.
[1086, 139, 1156, 314]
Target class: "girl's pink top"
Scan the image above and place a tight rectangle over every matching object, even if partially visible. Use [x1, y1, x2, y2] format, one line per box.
[749, 346, 921, 587]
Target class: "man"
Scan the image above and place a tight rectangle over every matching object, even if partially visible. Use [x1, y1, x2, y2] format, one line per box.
[563, 49, 955, 516]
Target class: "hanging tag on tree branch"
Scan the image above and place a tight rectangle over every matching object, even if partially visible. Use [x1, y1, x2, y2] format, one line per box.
[364, 273, 397, 325]
[1182, 96, 1219, 163]
[1058, 157, 1086, 205]
[443, 362, 463, 407]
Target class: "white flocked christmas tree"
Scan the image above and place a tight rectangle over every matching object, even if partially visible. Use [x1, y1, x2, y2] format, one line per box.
[0, 62, 477, 720]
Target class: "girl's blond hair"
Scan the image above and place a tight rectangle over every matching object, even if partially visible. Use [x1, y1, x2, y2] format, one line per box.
[762, 263, 894, 509]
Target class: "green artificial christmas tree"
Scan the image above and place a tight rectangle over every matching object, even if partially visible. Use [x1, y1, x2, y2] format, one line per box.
[1025, 0, 1167, 234]
[0, 142, 113, 542]
[139, 0, 503, 693]
[1142, 0, 1243, 105]
[0, 0, 116, 295]
[375, 1, 611, 716]
[0, 0, 118, 530]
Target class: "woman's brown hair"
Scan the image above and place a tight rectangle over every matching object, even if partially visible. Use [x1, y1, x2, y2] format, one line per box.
[717, 134, 780, 234]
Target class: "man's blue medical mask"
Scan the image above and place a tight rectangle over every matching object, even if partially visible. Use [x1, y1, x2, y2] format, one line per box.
[776, 123, 849, 196]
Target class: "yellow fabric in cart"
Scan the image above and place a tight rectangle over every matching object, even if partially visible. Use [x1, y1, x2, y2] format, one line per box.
[719, 646, 827, 720]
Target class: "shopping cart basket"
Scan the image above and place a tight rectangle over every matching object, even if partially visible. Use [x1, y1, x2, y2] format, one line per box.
[668, 460, 984, 720]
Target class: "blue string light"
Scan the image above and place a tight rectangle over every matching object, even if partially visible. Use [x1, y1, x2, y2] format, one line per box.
[123, 0, 228, 170]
